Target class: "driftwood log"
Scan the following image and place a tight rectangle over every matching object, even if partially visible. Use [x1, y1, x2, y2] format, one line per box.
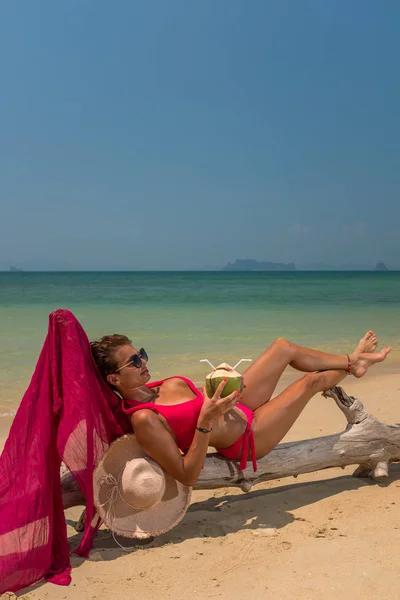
[62, 386, 400, 530]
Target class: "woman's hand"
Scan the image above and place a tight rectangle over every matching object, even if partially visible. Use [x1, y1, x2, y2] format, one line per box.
[198, 379, 240, 428]
[132, 379, 241, 487]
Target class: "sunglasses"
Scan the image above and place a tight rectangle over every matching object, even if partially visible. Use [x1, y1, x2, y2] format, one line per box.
[114, 348, 148, 373]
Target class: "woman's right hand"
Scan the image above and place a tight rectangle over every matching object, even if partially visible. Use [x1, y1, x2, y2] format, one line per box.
[198, 380, 240, 428]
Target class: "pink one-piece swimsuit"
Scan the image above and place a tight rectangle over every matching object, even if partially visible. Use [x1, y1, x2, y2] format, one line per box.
[122, 376, 257, 472]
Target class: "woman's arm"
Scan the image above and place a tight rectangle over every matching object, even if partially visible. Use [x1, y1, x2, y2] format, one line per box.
[131, 410, 212, 486]
[131, 381, 239, 486]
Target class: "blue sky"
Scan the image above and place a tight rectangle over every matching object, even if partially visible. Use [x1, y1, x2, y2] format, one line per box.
[1, 0, 399, 270]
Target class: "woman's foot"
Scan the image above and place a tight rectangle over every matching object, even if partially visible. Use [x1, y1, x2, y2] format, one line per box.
[351, 347, 391, 378]
[348, 331, 378, 370]
[354, 331, 378, 355]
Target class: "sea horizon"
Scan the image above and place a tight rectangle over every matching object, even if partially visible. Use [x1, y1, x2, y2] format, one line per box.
[2, 268, 400, 272]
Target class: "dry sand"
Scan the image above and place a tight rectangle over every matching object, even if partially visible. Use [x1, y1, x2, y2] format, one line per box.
[2, 372, 400, 600]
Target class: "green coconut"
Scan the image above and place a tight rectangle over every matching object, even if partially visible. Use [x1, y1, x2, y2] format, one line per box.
[205, 362, 244, 398]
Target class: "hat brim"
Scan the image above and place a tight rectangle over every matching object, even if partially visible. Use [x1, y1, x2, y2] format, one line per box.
[93, 434, 192, 539]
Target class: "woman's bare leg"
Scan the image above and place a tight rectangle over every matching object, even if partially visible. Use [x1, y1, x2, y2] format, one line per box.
[252, 370, 347, 458]
[241, 332, 380, 411]
[251, 345, 391, 458]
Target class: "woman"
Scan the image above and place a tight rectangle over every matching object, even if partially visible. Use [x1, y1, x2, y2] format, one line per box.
[0, 312, 391, 594]
[91, 331, 391, 485]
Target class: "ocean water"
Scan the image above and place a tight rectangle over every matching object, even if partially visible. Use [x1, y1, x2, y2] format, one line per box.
[1, 271, 399, 415]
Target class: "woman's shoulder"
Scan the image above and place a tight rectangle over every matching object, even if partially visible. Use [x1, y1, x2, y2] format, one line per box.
[130, 407, 159, 423]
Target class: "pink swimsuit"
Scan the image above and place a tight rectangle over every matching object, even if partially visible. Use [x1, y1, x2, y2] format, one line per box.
[122, 376, 257, 472]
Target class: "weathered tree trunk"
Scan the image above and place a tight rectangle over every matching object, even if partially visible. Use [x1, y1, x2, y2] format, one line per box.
[195, 386, 400, 490]
[62, 386, 400, 527]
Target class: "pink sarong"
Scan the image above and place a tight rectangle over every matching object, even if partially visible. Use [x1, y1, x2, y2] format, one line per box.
[0, 309, 130, 593]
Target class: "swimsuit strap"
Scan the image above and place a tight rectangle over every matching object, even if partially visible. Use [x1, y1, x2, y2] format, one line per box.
[238, 424, 258, 473]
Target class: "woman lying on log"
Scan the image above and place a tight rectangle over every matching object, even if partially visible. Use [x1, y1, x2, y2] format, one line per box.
[91, 330, 391, 486]
[0, 309, 391, 594]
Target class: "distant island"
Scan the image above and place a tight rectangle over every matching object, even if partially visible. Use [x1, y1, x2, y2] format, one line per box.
[375, 261, 388, 271]
[9, 266, 24, 272]
[223, 259, 296, 272]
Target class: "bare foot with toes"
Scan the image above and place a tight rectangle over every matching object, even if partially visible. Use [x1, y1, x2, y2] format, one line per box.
[348, 331, 379, 374]
[351, 347, 391, 378]
[354, 331, 378, 355]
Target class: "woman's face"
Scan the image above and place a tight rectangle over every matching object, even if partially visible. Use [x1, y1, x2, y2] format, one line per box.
[106, 344, 151, 395]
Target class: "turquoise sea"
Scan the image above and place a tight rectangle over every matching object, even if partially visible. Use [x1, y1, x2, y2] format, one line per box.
[1, 271, 399, 416]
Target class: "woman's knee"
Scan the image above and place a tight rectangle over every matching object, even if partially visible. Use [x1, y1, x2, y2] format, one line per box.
[302, 372, 323, 393]
[272, 337, 293, 355]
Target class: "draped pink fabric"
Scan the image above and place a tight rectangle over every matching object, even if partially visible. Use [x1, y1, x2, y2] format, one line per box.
[0, 309, 131, 594]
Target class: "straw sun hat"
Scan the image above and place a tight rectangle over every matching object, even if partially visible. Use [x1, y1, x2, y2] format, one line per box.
[93, 434, 192, 539]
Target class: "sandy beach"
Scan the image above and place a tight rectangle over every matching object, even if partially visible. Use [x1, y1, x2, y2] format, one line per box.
[1, 371, 399, 600]
[2, 0, 400, 593]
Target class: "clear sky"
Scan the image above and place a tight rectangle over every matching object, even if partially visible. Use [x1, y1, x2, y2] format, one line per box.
[1, 1, 399, 270]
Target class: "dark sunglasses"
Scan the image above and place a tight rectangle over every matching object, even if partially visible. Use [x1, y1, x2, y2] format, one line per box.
[114, 348, 148, 372]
